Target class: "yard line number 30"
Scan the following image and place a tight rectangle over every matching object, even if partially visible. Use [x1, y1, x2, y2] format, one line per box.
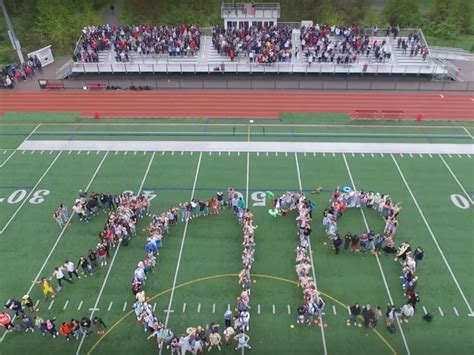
[1, 189, 50, 204]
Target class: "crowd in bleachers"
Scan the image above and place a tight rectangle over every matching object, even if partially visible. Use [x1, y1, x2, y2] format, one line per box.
[397, 32, 430, 60]
[1, 56, 42, 89]
[212, 25, 292, 63]
[73, 24, 202, 63]
[299, 25, 393, 65]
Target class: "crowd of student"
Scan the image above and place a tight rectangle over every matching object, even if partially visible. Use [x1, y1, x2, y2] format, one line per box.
[212, 25, 293, 63]
[323, 186, 424, 331]
[396, 32, 430, 60]
[130, 189, 253, 351]
[1, 56, 43, 89]
[74, 24, 202, 63]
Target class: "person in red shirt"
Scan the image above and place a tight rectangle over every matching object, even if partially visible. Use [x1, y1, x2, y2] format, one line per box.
[24, 66, 32, 79]
[0, 312, 14, 332]
[60, 321, 73, 341]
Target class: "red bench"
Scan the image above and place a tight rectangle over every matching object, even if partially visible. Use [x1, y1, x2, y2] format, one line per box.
[381, 110, 404, 120]
[42, 80, 64, 90]
[353, 110, 378, 119]
[87, 82, 107, 90]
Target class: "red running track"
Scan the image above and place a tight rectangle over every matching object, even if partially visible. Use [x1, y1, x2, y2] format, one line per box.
[0, 91, 473, 120]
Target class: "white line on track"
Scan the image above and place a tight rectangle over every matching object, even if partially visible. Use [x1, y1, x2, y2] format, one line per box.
[342, 153, 411, 355]
[108, 302, 113, 311]
[0, 123, 41, 168]
[0, 152, 62, 235]
[76, 152, 156, 355]
[391, 154, 474, 317]
[295, 153, 328, 355]
[159, 153, 202, 355]
[439, 154, 473, 204]
[78, 301, 83, 311]
[63, 300, 69, 310]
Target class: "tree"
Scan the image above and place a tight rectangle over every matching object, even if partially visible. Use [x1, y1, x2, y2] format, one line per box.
[383, 0, 419, 27]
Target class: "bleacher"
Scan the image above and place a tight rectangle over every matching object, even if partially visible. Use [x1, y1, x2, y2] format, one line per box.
[61, 24, 450, 78]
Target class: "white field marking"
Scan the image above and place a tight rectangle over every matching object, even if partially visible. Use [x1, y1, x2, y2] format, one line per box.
[153, 303, 157, 312]
[87, 151, 90, 155]
[462, 127, 473, 139]
[272, 305, 276, 314]
[313, 152, 316, 156]
[266, 152, 268, 156]
[347, 306, 351, 315]
[76, 152, 156, 355]
[453, 307, 459, 316]
[48, 300, 55, 310]
[351, 153, 355, 157]
[0, 151, 108, 344]
[124, 151, 128, 156]
[49, 150, 53, 155]
[380, 153, 384, 157]
[108, 302, 113, 311]
[295, 153, 328, 355]
[238, 152, 240, 156]
[163, 310, 174, 313]
[227, 304, 231, 311]
[161, 152, 202, 343]
[392, 154, 474, 317]
[457, 154, 462, 158]
[40, 150, 44, 155]
[21, 151, 25, 154]
[212, 304, 216, 314]
[63, 300, 69, 310]
[34, 300, 40, 308]
[448, 154, 453, 158]
[257, 305, 260, 314]
[275, 152, 278, 156]
[332, 305, 337, 315]
[0, 124, 41, 168]
[2, 150, 5, 154]
[88, 308, 100, 312]
[429, 153, 432, 158]
[96, 151, 100, 155]
[171, 151, 175, 155]
[123, 302, 127, 312]
[439, 154, 474, 204]
[343, 153, 411, 355]
[142, 151, 146, 155]
[304, 152, 307, 157]
[361, 153, 365, 157]
[197, 303, 201, 313]
[285, 152, 288, 157]
[400, 153, 404, 158]
[0, 152, 62, 235]
[469, 155, 472, 159]
[419, 154, 423, 158]
[246, 152, 250, 207]
[78, 301, 83, 311]
[182, 303, 187, 313]
[114, 151, 118, 155]
[438, 307, 444, 317]
[209, 152, 212, 156]
[219, 152, 221, 156]
[371, 153, 374, 157]
[257, 152, 260, 156]
[77, 151, 81, 155]
[161, 151, 165, 156]
[227, 152, 230, 156]
[134, 151, 137, 156]
[31, 151, 35, 154]
[423, 306, 428, 315]
[287, 305, 291, 314]
[332, 153, 335, 157]
[68, 151, 72, 155]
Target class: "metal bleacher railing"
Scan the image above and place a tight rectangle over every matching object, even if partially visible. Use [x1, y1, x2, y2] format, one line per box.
[57, 26, 455, 80]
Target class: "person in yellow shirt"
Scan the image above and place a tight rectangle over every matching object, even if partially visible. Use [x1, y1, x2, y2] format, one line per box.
[33, 277, 56, 301]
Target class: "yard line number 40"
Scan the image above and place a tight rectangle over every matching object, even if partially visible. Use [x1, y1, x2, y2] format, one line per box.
[0, 189, 50, 204]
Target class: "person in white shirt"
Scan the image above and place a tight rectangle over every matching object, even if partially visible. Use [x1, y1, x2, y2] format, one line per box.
[234, 331, 251, 351]
[52, 266, 72, 289]
[64, 260, 81, 280]
[400, 304, 414, 323]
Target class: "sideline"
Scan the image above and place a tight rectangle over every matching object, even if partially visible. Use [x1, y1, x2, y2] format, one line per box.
[86, 273, 398, 355]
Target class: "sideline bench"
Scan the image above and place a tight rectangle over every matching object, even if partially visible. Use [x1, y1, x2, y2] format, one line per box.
[87, 82, 107, 90]
[353, 110, 378, 119]
[39, 79, 65, 90]
[381, 110, 404, 119]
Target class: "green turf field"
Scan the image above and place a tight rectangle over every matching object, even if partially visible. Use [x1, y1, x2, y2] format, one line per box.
[0, 114, 473, 355]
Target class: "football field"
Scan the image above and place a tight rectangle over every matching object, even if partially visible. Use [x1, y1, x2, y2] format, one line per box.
[0, 113, 473, 355]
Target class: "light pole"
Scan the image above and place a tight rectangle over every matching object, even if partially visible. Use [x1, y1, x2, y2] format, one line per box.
[0, 0, 25, 64]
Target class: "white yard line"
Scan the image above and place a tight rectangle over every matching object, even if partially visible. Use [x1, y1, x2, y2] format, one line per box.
[246, 152, 250, 208]
[439, 154, 474, 204]
[160, 152, 203, 355]
[20, 141, 474, 155]
[391, 154, 474, 316]
[342, 153, 411, 355]
[295, 153, 328, 355]
[0, 123, 41, 168]
[0, 152, 62, 235]
[0, 152, 108, 343]
[75, 152, 156, 355]
[461, 127, 473, 139]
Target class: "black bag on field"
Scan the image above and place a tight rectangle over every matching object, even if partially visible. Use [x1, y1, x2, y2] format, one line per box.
[423, 313, 433, 322]
[387, 324, 396, 334]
